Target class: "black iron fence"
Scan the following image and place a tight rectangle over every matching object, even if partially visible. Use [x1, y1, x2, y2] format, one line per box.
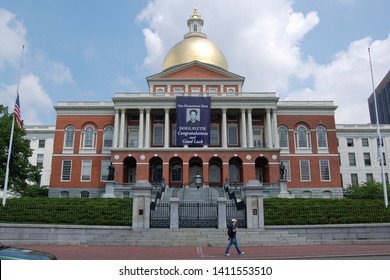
[1, 202, 389, 226]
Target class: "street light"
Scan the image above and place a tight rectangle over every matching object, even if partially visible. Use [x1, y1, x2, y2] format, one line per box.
[194, 174, 202, 189]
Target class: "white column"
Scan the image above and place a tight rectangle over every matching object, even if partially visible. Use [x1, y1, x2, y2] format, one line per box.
[164, 108, 170, 148]
[241, 108, 247, 148]
[119, 109, 126, 148]
[247, 108, 253, 148]
[222, 108, 227, 148]
[113, 109, 119, 148]
[144, 108, 151, 148]
[138, 108, 144, 148]
[272, 108, 279, 148]
[265, 109, 272, 148]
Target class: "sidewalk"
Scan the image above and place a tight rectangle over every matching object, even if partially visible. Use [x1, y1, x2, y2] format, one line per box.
[19, 244, 390, 260]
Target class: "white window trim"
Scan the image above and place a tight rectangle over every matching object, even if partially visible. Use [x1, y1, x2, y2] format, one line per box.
[294, 126, 312, 153]
[316, 126, 329, 153]
[128, 126, 139, 147]
[210, 124, 220, 146]
[80, 126, 97, 153]
[61, 160, 72, 182]
[320, 160, 331, 182]
[227, 124, 239, 146]
[252, 126, 263, 148]
[300, 160, 311, 182]
[153, 124, 164, 146]
[81, 160, 92, 182]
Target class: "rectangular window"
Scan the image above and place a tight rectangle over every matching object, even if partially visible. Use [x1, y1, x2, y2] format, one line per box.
[101, 160, 111, 181]
[320, 160, 331, 181]
[253, 128, 263, 147]
[228, 125, 238, 146]
[210, 125, 219, 146]
[347, 138, 354, 147]
[38, 139, 45, 148]
[362, 138, 369, 147]
[366, 173, 374, 181]
[208, 87, 217, 93]
[172, 124, 177, 146]
[363, 153, 371, 166]
[61, 160, 72, 181]
[153, 125, 163, 146]
[351, 173, 358, 186]
[191, 87, 200, 93]
[128, 128, 139, 147]
[36, 154, 44, 168]
[81, 160, 92, 181]
[300, 160, 311, 181]
[173, 87, 183, 93]
[348, 153, 356, 166]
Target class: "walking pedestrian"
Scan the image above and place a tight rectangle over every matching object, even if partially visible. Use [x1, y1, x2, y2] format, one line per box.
[225, 218, 244, 256]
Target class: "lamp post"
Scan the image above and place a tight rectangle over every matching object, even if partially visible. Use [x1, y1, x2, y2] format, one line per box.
[195, 174, 202, 189]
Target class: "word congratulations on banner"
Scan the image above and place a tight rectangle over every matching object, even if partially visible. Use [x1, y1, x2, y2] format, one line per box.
[176, 96, 211, 146]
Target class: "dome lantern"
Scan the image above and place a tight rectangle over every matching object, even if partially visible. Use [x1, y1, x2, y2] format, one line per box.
[162, 8, 229, 71]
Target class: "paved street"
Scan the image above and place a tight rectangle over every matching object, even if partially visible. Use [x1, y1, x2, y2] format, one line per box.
[19, 244, 390, 260]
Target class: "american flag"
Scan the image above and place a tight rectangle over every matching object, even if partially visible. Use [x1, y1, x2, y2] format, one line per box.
[14, 93, 22, 128]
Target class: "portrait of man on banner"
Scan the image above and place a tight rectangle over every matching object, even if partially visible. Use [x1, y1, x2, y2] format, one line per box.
[176, 96, 210, 146]
[186, 108, 200, 127]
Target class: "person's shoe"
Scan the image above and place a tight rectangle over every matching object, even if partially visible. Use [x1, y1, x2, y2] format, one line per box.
[224, 253, 230, 256]
[239, 252, 245, 255]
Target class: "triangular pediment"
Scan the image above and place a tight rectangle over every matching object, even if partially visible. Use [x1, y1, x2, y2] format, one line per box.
[147, 61, 244, 81]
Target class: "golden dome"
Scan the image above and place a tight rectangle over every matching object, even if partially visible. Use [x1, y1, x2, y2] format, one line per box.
[161, 9, 228, 71]
[162, 36, 229, 71]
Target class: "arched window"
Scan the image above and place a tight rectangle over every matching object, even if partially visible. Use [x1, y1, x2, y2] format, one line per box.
[64, 126, 75, 148]
[171, 161, 182, 182]
[316, 125, 328, 149]
[209, 161, 221, 183]
[295, 125, 310, 149]
[278, 126, 288, 148]
[103, 125, 114, 148]
[83, 125, 95, 148]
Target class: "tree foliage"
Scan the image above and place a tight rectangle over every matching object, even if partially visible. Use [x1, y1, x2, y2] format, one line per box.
[0, 105, 41, 196]
[343, 180, 390, 200]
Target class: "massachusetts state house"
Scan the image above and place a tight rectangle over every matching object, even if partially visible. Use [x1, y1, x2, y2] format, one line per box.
[49, 9, 343, 198]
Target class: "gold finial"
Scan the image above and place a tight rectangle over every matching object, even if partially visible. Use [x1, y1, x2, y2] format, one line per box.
[192, 7, 201, 18]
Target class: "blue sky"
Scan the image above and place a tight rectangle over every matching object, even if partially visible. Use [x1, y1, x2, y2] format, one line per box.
[1, 0, 390, 125]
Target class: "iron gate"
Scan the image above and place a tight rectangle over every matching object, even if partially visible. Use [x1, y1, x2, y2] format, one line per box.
[179, 202, 218, 228]
[150, 203, 170, 228]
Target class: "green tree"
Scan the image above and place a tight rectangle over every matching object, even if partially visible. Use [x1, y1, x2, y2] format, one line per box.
[344, 180, 390, 200]
[0, 105, 41, 196]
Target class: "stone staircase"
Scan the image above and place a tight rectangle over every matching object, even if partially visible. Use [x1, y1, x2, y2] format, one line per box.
[159, 187, 223, 203]
[86, 228, 308, 247]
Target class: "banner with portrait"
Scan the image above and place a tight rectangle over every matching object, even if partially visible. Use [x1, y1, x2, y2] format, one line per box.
[176, 96, 211, 146]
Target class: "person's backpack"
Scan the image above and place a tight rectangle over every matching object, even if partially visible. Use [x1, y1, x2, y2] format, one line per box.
[227, 225, 234, 237]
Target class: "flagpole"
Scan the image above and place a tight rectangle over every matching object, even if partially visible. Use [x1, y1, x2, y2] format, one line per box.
[368, 47, 388, 208]
[2, 45, 25, 207]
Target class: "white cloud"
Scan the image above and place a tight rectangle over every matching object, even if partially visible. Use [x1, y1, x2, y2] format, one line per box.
[47, 62, 74, 85]
[288, 34, 390, 123]
[136, 0, 390, 124]
[0, 9, 27, 71]
[136, 0, 320, 92]
[0, 73, 54, 125]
